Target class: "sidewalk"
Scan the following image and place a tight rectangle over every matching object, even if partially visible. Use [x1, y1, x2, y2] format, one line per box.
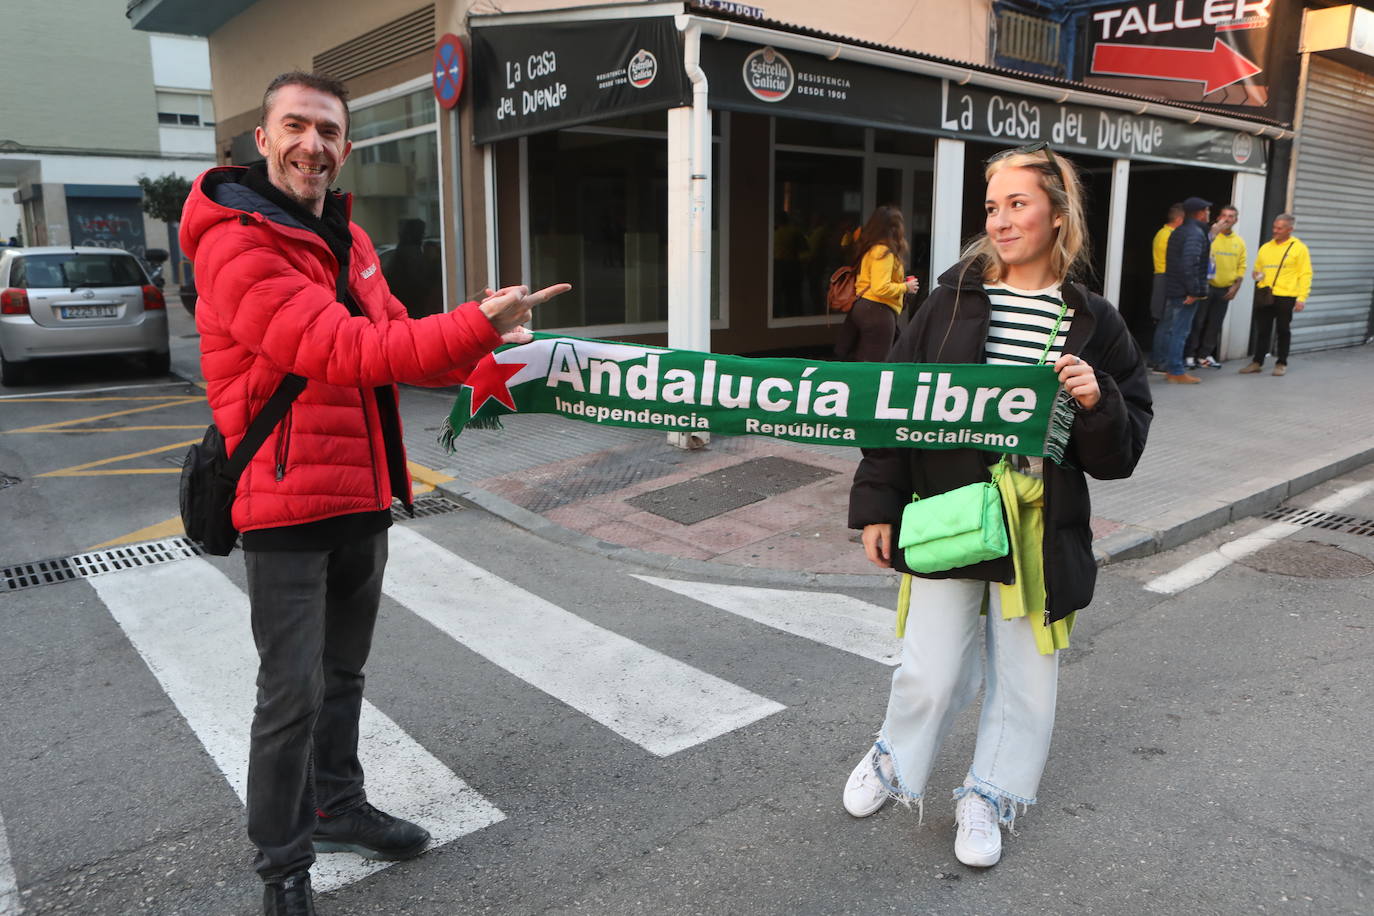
[413, 342, 1374, 587]
[167, 301, 1374, 586]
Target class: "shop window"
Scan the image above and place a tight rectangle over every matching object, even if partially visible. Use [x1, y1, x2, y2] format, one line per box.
[772, 150, 863, 319]
[350, 88, 436, 142]
[527, 124, 722, 331]
[337, 124, 442, 317]
[774, 117, 860, 150]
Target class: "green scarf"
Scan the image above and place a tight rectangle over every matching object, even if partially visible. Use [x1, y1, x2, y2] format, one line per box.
[442, 334, 1075, 460]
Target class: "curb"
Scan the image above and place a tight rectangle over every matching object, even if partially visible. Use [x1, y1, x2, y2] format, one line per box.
[442, 439, 1374, 590]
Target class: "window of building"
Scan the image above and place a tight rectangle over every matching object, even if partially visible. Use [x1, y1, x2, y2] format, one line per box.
[525, 113, 724, 333]
[336, 85, 442, 317]
[155, 90, 215, 127]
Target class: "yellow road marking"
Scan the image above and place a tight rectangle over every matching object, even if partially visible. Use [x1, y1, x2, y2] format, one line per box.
[408, 460, 454, 496]
[6, 396, 203, 434]
[0, 396, 204, 403]
[88, 517, 186, 550]
[37, 438, 200, 477]
[90, 462, 456, 546]
[9, 425, 207, 433]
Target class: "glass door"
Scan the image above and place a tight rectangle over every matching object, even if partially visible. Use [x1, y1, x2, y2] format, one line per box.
[864, 154, 935, 300]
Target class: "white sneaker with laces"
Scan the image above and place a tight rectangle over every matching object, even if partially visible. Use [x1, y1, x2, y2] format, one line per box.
[842, 746, 893, 817]
[954, 791, 1002, 867]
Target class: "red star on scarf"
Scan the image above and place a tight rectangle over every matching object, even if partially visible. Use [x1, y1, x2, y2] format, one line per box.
[464, 355, 526, 412]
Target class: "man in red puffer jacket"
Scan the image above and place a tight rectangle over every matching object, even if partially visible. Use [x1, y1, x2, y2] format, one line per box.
[181, 71, 569, 916]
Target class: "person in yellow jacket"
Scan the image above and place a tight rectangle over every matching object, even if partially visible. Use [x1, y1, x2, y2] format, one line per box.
[1240, 213, 1313, 376]
[1149, 203, 1184, 329]
[835, 205, 920, 361]
[1185, 205, 1246, 369]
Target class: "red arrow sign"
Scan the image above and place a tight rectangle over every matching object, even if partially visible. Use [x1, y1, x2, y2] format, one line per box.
[1091, 38, 1261, 94]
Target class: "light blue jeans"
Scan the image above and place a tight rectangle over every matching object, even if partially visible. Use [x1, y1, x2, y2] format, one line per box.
[873, 578, 1059, 824]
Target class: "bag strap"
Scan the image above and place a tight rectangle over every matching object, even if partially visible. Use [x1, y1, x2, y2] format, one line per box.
[223, 374, 308, 481]
[1268, 241, 1294, 288]
[910, 294, 1067, 502]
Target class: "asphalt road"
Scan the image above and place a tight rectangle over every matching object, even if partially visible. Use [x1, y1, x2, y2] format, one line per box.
[0, 373, 1371, 915]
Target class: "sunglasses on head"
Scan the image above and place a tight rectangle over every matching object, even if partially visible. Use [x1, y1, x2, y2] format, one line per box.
[989, 141, 1061, 178]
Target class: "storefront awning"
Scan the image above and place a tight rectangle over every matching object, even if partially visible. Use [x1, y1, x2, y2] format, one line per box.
[469, 2, 1288, 172]
[470, 12, 692, 145]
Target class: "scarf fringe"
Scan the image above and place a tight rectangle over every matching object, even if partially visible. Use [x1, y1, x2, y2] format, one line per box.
[1044, 387, 1076, 464]
[438, 414, 505, 454]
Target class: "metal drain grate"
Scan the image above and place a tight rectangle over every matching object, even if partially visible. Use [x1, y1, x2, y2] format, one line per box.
[3, 537, 202, 592]
[393, 494, 464, 520]
[1260, 506, 1374, 537]
[4, 500, 465, 593]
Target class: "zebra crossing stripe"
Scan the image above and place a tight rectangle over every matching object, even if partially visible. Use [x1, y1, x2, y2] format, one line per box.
[632, 575, 900, 666]
[87, 559, 504, 894]
[0, 809, 19, 916]
[385, 525, 786, 757]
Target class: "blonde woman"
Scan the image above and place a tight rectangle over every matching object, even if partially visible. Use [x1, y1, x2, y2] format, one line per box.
[835, 205, 920, 361]
[843, 144, 1152, 867]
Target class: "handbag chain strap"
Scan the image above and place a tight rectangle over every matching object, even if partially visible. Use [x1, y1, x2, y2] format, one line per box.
[990, 296, 1070, 485]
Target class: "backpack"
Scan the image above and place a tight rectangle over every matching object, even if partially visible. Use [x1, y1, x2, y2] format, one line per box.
[827, 264, 858, 313]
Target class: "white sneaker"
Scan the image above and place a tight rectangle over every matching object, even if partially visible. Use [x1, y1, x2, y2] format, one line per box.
[1184, 357, 1197, 369]
[842, 746, 892, 817]
[954, 791, 1002, 867]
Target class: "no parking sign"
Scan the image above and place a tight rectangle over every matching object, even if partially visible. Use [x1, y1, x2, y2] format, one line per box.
[433, 33, 467, 109]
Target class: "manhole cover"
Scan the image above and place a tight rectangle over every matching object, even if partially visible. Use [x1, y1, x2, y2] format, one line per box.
[1235, 540, 1374, 579]
[626, 455, 834, 525]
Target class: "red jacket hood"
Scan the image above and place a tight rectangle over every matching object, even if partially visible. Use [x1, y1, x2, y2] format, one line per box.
[180, 165, 353, 261]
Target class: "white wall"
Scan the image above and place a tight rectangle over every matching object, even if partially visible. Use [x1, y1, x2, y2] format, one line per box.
[159, 126, 216, 157]
[2, 154, 210, 187]
[0, 198, 23, 244]
[150, 34, 213, 90]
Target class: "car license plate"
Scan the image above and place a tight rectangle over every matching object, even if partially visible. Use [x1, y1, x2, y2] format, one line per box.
[60, 305, 119, 319]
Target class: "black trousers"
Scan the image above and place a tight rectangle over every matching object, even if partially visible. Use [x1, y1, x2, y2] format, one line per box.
[1186, 285, 1231, 361]
[835, 297, 898, 362]
[244, 531, 388, 882]
[1252, 295, 1297, 366]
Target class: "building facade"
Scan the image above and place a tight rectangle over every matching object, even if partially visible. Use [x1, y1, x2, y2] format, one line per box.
[127, 0, 1373, 359]
[1, 0, 215, 279]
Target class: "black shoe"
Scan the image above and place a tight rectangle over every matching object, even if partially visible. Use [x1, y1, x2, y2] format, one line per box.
[263, 871, 316, 916]
[313, 801, 431, 861]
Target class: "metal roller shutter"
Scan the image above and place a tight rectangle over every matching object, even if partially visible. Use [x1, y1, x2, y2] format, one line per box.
[1288, 56, 1374, 352]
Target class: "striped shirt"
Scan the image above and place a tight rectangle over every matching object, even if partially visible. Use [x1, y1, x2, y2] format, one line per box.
[984, 282, 1072, 366]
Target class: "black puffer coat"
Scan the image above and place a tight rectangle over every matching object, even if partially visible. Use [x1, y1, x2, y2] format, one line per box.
[848, 260, 1153, 622]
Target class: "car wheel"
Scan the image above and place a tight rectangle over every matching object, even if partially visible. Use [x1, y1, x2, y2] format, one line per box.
[0, 353, 25, 387]
[145, 351, 171, 377]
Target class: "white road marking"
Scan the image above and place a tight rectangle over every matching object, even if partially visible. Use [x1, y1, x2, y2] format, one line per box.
[1144, 480, 1374, 595]
[385, 525, 785, 756]
[89, 558, 504, 893]
[632, 575, 900, 666]
[0, 809, 19, 916]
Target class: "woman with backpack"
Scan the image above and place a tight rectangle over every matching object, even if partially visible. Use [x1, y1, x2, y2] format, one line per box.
[842, 145, 1152, 867]
[834, 205, 920, 361]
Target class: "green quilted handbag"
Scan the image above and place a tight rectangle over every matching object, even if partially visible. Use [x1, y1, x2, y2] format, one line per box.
[897, 460, 1009, 574]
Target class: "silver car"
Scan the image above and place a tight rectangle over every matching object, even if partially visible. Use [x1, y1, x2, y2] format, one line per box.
[0, 246, 171, 386]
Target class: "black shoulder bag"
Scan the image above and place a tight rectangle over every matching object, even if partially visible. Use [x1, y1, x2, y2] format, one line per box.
[180, 374, 307, 555]
[1254, 241, 1293, 309]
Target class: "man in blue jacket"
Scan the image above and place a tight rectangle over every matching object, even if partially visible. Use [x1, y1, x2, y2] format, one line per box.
[1153, 196, 1211, 384]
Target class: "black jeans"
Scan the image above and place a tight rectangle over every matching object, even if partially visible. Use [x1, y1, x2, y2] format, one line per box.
[835, 297, 898, 362]
[244, 531, 388, 882]
[1187, 285, 1232, 361]
[1252, 295, 1297, 366]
